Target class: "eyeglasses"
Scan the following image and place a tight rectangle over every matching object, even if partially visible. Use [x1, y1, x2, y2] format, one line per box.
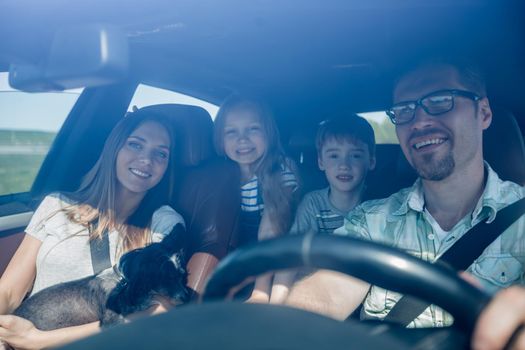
[386, 89, 481, 125]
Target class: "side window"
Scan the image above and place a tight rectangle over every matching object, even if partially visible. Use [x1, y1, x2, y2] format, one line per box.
[358, 111, 398, 144]
[0, 72, 83, 199]
[128, 84, 218, 118]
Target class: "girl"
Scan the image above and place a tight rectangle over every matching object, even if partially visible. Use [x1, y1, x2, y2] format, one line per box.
[213, 94, 300, 303]
[0, 109, 184, 349]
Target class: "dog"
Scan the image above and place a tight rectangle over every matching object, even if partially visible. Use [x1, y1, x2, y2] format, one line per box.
[11, 223, 190, 331]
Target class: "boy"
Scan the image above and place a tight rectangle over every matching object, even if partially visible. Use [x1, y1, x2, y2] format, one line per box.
[270, 114, 376, 303]
[291, 115, 376, 235]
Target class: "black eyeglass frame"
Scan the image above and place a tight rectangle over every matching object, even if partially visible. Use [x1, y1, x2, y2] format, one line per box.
[386, 89, 482, 125]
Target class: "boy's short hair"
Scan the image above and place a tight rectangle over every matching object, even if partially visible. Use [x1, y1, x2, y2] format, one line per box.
[316, 114, 376, 158]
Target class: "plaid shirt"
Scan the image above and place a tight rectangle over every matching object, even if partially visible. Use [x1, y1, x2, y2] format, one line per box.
[335, 163, 525, 328]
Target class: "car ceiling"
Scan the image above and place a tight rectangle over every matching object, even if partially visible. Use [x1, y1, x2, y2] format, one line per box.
[1, 0, 524, 130]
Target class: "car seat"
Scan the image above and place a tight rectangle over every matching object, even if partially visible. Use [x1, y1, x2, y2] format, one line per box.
[138, 104, 240, 299]
[287, 125, 327, 194]
[483, 105, 525, 185]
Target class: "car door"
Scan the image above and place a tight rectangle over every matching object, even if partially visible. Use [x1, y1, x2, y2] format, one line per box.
[0, 71, 84, 274]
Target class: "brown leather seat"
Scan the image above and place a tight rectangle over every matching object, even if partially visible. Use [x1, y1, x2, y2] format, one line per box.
[174, 159, 240, 297]
[139, 103, 215, 168]
[483, 106, 525, 185]
[139, 104, 240, 299]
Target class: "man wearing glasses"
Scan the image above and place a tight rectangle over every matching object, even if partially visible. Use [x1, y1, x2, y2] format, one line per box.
[287, 58, 525, 337]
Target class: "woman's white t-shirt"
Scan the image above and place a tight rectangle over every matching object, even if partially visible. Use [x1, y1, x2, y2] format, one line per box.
[25, 193, 184, 296]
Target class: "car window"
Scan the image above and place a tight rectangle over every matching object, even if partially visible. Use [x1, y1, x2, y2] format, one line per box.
[128, 84, 219, 118]
[359, 111, 398, 144]
[0, 72, 83, 199]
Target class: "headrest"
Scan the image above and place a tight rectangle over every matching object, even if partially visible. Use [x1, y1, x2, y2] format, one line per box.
[483, 106, 525, 185]
[140, 104, 215, 167]
[288, 127, 316, 150]
[288, 125, 318, 165]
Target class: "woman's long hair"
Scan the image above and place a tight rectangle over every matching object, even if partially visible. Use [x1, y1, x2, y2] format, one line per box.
[64, 109, 177, 254]
[214, 94, 300, 234]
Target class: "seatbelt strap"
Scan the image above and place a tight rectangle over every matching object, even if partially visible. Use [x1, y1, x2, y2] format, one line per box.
[89, 223, 112, 275]
[383, 197, 525, 327]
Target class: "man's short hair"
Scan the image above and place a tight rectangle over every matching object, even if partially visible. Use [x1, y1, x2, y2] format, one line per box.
[316, 114, 376, 158]
[394, 56, 487, 97]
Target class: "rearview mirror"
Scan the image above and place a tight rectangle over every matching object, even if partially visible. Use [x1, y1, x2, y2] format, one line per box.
[9, 24, 129, 92]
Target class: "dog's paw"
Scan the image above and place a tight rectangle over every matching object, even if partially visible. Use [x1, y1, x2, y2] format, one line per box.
[99, 308, 125, 328]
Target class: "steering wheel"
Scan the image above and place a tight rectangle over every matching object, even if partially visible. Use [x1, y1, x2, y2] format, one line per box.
[59, 235, 490, 350]
[202, 234, 491, 348]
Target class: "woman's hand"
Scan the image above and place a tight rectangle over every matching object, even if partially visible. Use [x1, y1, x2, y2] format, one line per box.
[0, 314, 43, 350]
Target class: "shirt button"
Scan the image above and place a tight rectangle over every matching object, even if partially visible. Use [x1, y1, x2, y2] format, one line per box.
[427, 233, 435, 240]
[500, 273, 507, 283]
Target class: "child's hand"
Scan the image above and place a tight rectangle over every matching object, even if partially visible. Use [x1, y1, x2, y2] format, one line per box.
[246, 290, 270, 304]
[258, 230, 279, 240]
[257, 212, 280, 241]
[269, 284, 290, 305]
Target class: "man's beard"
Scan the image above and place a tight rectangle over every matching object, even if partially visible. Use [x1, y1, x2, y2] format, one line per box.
[413, 151, 455, 181]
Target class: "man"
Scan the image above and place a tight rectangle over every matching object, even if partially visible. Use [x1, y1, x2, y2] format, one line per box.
[286, 58, 525, 328]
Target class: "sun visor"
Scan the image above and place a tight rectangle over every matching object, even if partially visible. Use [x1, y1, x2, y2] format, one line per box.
[8, 24, 129, 92]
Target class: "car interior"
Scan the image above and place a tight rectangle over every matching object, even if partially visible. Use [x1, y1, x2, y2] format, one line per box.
[0, 0, 524, 349]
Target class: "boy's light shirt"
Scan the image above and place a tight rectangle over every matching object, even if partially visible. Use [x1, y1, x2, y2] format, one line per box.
[334, 163, 525, 328]
[290, 187, 347, 236]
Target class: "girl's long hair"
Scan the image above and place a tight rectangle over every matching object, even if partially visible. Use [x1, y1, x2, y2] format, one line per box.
[64, 109, 177, 254]
[214, 94, 300, 234]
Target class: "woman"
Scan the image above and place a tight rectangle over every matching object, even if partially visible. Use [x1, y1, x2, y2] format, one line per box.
[0, 109, 183, 349]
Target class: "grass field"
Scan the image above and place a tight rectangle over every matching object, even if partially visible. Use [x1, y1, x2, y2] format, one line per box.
[0, 129, 56, 196]
[0, 129, 55, 145]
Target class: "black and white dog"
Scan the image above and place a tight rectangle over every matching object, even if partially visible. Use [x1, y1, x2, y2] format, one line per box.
[12, 223, 190, 331]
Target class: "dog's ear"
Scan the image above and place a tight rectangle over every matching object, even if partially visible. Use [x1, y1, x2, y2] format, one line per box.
[169, 250, 186, 272]
[106, 223, 190, 317]
[118, 249, 143, 277]
[156, 254, 191, 303]
[159, 223, 187, 255]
